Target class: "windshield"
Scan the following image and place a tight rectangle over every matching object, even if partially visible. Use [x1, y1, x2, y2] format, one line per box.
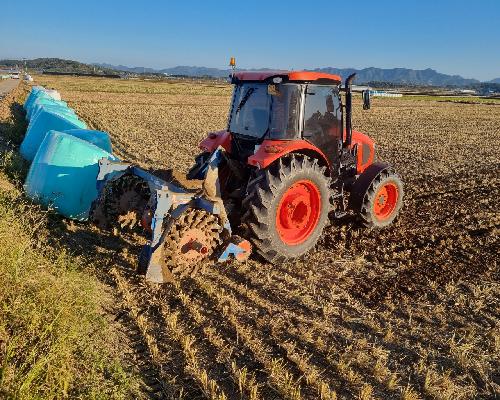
[228, 83, 301, 139]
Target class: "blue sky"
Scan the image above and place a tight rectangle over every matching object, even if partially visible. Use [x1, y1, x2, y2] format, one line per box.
[1, 0, 499, 80]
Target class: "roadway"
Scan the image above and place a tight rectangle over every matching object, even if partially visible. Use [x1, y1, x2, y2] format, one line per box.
[0, 78, 20, 99]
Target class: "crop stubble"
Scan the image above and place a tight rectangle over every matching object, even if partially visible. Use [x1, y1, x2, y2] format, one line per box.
[35, 75, 499, 400]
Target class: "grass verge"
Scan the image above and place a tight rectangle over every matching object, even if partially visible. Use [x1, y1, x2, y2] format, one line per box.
[403, 94, 500, 104]
[0, 83, 142, 399]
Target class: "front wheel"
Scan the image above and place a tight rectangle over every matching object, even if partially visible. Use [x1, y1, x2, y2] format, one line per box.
[241, 154, 331, 263]
[358, 168, 403, 228]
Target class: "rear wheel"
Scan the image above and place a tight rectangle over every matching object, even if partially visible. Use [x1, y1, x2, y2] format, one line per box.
[241, 154, 331, 263]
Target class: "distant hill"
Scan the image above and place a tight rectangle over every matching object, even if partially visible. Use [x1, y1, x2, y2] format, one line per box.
[312, 67, 479, 87]
[93, 62, 158, 74]
[93, 63, 234, 77]
[0, 58, 118, 75]
[489, 78, 500, 84]
[1, 58, 487, 87]
[161, 65, 232, 77]
[97, 63, 481, 86]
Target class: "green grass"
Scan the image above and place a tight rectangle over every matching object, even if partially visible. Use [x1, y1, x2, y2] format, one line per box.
[0, 189, 141, 399]
[403, 95, 500, 104]
[0, 83, 142, 399]
[0, 149, 29, 184]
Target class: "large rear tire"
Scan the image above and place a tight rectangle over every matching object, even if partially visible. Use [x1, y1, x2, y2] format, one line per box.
[241, 154, 331, 263]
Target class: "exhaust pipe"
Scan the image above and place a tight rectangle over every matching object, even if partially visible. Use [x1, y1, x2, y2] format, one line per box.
[344, 73, 356, 148]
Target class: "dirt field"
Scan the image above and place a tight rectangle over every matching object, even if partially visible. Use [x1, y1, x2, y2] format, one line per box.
[27, 75, 500, 399]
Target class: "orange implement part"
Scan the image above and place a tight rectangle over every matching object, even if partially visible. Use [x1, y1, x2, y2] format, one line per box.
[275, 179, 322, 245]
[199, 130, 231, 153]
[234, 239, 252, 261]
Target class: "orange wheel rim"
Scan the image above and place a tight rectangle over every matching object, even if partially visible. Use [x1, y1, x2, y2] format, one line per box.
[373, 182, 399, 221]
[276, 180, 321, 245]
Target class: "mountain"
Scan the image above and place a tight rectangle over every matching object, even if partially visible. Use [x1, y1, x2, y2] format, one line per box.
[489, 78, 500, 84]
[2, 58, 486, 87]
[160, 65, 231, 77]
[0, 58, 117, 74]
[98, 63, 480, 86]
[94, 64, 235, 77]
[92, 63, 158, 74]
[311, 67, 479, 86]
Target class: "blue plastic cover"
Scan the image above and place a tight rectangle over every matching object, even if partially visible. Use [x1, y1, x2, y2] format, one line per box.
[26, 98, 69, 120]
[31, 102, 75, 115]
[24, 91, 62, 114]
[25, 93, 52, 118]
[24, 92, 50, 115]
[62, 129, 113, 153]
[20, 110, 87, 161]
[29, 105, 79, 128]
[24, 131, 117, 220]
[23, 87, 46, 110]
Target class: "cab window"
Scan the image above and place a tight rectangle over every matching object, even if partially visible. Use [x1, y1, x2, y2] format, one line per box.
[269, 84, 302, 139]
[303, 85, 341, 138]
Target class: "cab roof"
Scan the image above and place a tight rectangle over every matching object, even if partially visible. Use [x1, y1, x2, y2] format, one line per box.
[233, 70, 342, 83]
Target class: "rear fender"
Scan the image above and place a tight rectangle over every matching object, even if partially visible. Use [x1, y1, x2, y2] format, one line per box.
[350, 131, 375, 174]
[348, 162, 389, 212]
[247, 139, 330, 171]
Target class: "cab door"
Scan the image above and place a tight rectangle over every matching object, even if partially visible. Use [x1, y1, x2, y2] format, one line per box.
[302, 84, 343, 171]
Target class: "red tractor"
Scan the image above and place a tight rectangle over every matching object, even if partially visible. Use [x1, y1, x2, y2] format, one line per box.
[187, 70, 403, 264]
[91, 70, 403, 282]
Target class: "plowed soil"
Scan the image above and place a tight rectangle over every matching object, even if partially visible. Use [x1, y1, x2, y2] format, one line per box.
[30, 76, 500, 400]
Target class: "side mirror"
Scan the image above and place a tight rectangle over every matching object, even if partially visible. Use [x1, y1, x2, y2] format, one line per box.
[362, 90, 371, 110]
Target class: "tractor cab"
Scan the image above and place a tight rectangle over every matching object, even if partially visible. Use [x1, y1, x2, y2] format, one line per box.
[200, 70, 374, 178]
[228, 71, 344, 168]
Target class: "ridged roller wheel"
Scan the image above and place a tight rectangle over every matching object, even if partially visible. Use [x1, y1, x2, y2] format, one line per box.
[160, 209, 223, 281]
[101, 175, 150, 230]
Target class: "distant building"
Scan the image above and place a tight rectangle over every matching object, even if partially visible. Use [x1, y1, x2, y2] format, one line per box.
[352, 85, 371, 92]
[0, 68, 20, 75]
[369, 90, 403, 98]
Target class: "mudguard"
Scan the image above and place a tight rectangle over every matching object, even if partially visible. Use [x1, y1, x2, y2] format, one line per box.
[349, 162, 390, 212]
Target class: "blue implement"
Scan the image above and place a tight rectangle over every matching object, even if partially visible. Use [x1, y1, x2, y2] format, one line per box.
[90, 147, 251, 283]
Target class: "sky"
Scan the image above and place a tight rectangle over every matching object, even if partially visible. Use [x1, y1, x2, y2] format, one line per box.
[0, 0, 499, 81]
